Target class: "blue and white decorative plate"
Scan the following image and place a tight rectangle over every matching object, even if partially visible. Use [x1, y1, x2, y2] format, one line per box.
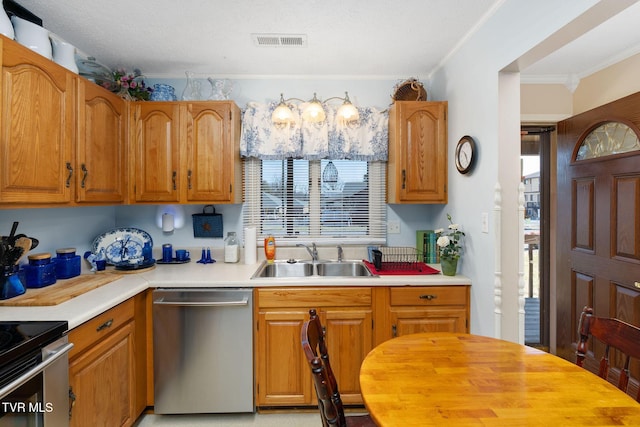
[91, 227, 153, 265]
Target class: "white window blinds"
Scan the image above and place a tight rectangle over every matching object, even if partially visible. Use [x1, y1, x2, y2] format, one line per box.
[244, 158, 386, 246]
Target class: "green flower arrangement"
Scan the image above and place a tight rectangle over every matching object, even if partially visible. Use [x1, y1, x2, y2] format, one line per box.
[113, 68, 153, 101]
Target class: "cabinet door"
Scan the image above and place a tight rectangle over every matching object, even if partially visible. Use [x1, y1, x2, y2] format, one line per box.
[76, 80, 126, 203]
[184, 102, 237, 202]
[131, 103, 181, 202]
[0, 39, 74, 204]
[256, 309, 312, 406]
[321, 308, 373, 404]
[388, 101, 447, 203]
[69, 321, 135, 427]
[390, 307, 467, 337]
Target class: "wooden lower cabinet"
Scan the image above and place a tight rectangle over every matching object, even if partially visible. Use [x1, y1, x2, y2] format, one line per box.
[69, 321, 135, 427]
[388, 286, 470, 338]
[254, 287, 373, 408]
[68, 294, 147, 427]
[256, 308, 310, 407]
[254, 285, 469, 408]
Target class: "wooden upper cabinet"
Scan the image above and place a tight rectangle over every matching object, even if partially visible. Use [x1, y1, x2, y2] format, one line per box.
[1, 36, 240, 207]
[76, 79, 127, 203]
[130, 102, 181, 203]
[130, 101, 241, 204]
[185, 102, 241, 203]
[387, 101, 448, 204]
[0, 36, 74, 204]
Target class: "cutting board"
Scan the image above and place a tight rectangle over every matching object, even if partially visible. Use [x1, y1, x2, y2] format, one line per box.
[0, 272, 123, 306]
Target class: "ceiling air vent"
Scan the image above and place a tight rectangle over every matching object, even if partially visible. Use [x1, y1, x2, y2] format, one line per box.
[252, 33, 307, 48]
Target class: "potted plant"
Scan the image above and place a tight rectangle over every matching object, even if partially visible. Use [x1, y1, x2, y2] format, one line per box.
[435, 214, 465, 276]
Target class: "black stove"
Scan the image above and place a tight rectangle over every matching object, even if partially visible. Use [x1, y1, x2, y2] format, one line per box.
[0, 321, 68, 385]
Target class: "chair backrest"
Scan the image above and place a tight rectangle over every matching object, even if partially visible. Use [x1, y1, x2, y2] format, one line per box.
[301, 308, 347, 427]
[576, 306, 640, 401]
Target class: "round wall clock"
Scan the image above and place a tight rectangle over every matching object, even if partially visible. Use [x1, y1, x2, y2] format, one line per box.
[455, 135, 476, 174]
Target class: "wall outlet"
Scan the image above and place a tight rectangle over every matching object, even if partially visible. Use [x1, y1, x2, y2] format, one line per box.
[481, 212, 489, 233]
[387, 220, 401, 234]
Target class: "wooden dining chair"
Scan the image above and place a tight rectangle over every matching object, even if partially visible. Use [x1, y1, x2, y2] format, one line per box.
[301, 309, 376, 427]
[576, 306, 640, 401]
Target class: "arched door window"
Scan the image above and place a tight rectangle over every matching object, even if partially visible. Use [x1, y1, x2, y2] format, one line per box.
[575, 121, 640, 160]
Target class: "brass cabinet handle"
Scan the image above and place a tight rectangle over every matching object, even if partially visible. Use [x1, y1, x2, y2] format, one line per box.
[402, 169, 406, 189]
[172, 170, 177, 190]
[96, 318, 113, 332]
[80, 164, 88, 188]
[419, 294, 437, 300]
[65, 162, 73, 188]
[188, 169, 192, 190]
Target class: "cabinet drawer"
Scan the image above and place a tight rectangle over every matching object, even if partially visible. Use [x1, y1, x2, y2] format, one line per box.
[69, 298, 135, 358]
[258, 287, 372, 308]
[390, 286, 468, 306]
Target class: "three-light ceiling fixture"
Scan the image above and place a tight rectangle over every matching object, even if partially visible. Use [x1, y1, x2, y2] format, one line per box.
[271, 92, 359, 127]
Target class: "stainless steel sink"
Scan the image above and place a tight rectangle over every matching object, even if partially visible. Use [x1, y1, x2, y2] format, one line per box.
[251, 260, 376, 279]
[251, 260, 315, 278]
[315, 261, 373, 277]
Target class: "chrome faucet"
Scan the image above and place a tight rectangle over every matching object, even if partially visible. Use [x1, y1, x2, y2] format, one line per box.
[337, 245, 344, 262]
[297, 243, 318, 261]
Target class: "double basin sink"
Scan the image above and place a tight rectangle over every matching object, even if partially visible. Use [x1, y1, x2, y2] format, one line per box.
[251, 259, 376, 279]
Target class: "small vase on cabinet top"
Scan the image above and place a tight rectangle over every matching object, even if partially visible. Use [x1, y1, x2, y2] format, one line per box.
[50, 35, 78, 73]
[181, 71, 201, 101]
[11, 15, 51, 59]
[0, 0, 14, 40]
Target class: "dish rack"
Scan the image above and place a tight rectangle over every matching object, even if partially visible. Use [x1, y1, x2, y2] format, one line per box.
[371, 247, 424, 272]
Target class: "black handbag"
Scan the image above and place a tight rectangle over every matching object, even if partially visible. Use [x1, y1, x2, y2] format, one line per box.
[192, 205, 223, 238]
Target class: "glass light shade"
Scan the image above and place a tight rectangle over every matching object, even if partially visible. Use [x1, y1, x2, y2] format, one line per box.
[302, 103, 325, 122]
[302, 93, 326, 123]
[271, 93, 294, 127]
[272, 103, 293, 125]
[337, 102, 359, 122]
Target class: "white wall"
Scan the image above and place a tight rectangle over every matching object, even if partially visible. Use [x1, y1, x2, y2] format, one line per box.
[0, 206, 116, 269]
[430, 0, 600, 340]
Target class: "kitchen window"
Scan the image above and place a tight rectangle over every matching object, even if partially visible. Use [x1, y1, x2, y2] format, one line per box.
[244, 158, 386, 245]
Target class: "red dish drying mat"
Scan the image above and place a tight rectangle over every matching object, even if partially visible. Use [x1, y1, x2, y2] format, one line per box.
[363, 260, 441, 275]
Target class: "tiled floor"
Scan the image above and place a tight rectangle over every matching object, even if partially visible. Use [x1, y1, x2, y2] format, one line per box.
[134, 412, 321, 426]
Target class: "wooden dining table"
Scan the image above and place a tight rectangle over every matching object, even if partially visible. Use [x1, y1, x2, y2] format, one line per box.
[359, 332, 640, 426]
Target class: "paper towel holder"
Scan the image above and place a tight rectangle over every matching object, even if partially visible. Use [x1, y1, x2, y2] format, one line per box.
[162, 213, 174, 232]
[156, 205, 186, 234]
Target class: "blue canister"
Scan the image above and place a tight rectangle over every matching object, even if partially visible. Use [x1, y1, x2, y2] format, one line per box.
[162, 243, 173, 262]
[1, 265, 26, 300]
[143, 242, 153, 262]
[54, 248, 81, 279]
[24, 253, 57, 288]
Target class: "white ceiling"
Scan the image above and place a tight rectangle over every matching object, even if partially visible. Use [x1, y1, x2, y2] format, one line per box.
[10, 0, 640, 82]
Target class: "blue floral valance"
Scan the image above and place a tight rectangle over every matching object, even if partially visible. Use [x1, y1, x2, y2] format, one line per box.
[240, 101, 388, 161]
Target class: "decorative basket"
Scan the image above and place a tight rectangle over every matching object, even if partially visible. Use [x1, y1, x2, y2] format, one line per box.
[192, 205, 223, 238]
[392, 78, 427, 101]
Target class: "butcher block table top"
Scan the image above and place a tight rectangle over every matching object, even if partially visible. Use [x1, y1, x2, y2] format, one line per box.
[359, 332, 640, 426]
[0, 272, 124, 306]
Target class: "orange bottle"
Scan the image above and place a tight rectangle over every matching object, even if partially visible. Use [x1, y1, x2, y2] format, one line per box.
[264, 235, 276, 263]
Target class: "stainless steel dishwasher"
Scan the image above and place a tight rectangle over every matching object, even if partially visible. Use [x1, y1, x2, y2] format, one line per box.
[152, 288, 254, 414]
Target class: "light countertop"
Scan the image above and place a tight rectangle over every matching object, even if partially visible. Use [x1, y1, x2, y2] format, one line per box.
[0, 258, 471, 329]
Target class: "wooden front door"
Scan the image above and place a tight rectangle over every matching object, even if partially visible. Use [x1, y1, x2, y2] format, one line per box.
[556, 92, 640, 378]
